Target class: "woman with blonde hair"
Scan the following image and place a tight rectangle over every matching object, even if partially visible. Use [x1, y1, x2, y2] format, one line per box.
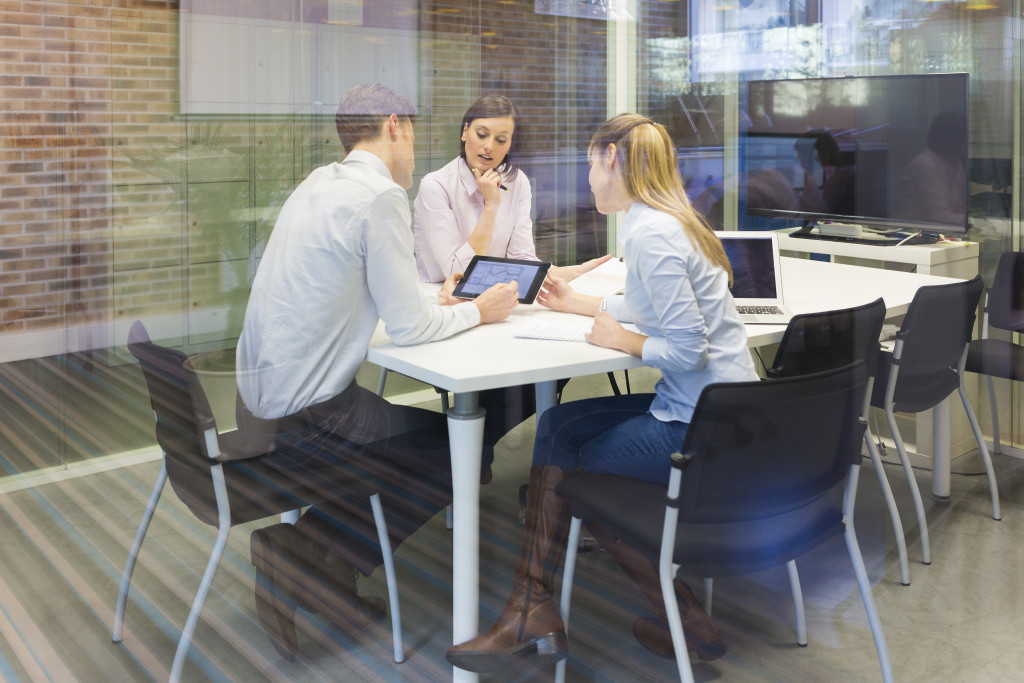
[446, 113, 757, 672]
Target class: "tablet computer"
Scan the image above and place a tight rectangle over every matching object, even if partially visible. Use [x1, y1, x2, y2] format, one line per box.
[451, 255, 552, 304]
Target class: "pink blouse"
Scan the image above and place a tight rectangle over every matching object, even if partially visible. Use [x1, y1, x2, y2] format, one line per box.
[414, 156, 537, 283]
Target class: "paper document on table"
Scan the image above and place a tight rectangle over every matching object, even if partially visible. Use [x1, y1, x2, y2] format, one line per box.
[515, 320, 592, 342]
[515, 319, 640, 343]
[568, 257, 626, 297]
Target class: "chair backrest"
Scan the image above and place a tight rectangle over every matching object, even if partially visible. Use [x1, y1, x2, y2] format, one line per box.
[127, 320, 212, 461]
[895, 275, 984, 375]
[129, 321, 307, 526]
[767, 298, 886, 380]
[987, 251, 1024, 333]
[676, 362, 867, 524]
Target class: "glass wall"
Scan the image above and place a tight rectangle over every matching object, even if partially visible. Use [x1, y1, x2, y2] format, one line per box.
[0, 0, 1021, 477]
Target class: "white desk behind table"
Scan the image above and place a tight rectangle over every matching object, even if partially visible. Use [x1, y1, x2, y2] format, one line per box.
[367, 257, 958, 681]
[776, 227, 979, 278]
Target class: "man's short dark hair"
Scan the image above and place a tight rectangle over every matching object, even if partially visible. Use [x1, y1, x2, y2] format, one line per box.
[335, 83, 417, 153]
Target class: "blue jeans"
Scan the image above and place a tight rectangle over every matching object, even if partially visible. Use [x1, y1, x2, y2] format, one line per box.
[532, 393, 689, 486]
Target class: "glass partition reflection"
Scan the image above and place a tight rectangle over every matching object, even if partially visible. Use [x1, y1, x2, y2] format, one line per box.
[0, 0, 1020, 474]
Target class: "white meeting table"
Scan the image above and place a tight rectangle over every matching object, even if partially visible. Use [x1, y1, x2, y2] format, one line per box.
[367, 256, 959, 681]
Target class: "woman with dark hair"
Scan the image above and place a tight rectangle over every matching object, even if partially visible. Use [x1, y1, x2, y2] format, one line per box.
[414, 95, 609, 454]
[415, 94, 606, 282]
[446, 113, 757, 673]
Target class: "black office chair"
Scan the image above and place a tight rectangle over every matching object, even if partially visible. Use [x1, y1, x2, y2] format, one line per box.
[965, 251, 1024, 454]
[113, 322, 404, 682]
[765, 298, 910, 585]
[555, 363, 892, 683]
[869, 275, 1000, 569]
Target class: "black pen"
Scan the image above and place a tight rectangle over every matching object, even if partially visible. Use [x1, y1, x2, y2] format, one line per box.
[499, 184, 510, 192]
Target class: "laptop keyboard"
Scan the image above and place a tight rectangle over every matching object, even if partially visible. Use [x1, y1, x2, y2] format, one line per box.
[737, 305, 785, 315]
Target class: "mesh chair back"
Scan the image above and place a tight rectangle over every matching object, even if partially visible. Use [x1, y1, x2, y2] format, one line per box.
[768, 298, 886, 380]
[987, 251, 1024, 333]
[895, 275, 983, 375]
[677, 362, 867, 524]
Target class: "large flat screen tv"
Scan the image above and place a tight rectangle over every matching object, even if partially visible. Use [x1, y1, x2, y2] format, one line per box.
[741, 73, 970, 235]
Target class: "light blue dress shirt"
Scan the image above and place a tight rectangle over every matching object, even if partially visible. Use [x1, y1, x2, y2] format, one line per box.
[603, 203, 758, 423]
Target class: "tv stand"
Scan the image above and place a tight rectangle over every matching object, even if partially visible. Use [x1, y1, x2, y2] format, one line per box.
[776, 226, 977, 277]
[793, 223, 946, 247]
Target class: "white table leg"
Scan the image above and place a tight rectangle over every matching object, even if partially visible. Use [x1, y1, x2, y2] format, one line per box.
[535, 379, 558, 418]
[447, 391, 484, 682]
[931, 397, 951, 499]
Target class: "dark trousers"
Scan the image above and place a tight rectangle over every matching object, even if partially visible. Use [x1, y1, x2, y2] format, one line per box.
[478, 378, 570, 446]
[239, 382, 462, 574]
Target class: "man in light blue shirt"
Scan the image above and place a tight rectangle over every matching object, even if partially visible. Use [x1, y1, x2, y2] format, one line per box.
[237, 83, 518, 660]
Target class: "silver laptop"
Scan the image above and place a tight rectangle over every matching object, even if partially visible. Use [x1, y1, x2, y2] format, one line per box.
[718, 232, 795, 324]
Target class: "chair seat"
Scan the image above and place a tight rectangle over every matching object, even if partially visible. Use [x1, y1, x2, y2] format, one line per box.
[966, 338, 1024, 383]
[558, 473, 844, 578]
[871, 351, 960, 414]
[164, 428, 392, 527]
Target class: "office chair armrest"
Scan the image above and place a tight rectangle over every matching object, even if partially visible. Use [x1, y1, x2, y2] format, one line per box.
[670, 452, 692, 471]
[209, 429, 277, 463]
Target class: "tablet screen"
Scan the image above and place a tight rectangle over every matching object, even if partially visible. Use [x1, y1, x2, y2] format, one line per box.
[452, 256, 551, 304]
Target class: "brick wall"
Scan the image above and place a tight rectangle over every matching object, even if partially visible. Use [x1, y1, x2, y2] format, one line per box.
[1, 0, 182, 346]
[1, 0, 694, 354]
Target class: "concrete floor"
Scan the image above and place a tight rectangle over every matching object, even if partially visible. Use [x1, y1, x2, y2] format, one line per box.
[0, 367, 1021, 682]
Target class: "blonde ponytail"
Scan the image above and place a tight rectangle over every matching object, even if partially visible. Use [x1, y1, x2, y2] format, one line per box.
[589, 114, 732, 284]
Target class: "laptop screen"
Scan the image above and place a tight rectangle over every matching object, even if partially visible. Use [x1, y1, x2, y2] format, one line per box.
[720, 235, 779, 299]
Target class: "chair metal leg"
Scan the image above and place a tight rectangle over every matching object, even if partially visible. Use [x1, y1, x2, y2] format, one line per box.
[376, 367, 388, 396]
[661, 560, 693, 683]
[844, 463, 893, 683]
[844, 522, 894, 683]
[864, 430, 910, 585]
[369, 493, 405, 663]
[702, 577, 713, 616]
[958, 383, 1002, 521]
[659, 467, 695, 683]
[113, 461, 168, 642]
[785, 560, 807, 646]
[555, 517, 583, 683]
[985, 374, 1000, 454]
[170, 464, 233, 683]
[884, 404, 930, 565]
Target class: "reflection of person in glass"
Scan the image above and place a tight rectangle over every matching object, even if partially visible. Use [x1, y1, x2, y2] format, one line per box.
[895, 111, 967, 228]
[796, 130, 855, 216]
[692, 166, 795, 229]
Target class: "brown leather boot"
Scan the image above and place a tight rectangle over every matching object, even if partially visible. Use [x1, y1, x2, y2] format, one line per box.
[446, 465, 571, 673]
[588, 523, 725, 662]
[250, 523, 387, 660]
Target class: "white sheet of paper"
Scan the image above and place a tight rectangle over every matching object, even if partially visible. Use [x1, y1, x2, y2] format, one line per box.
[568, 258, 627, 298]
[514, 318, 640, 342]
